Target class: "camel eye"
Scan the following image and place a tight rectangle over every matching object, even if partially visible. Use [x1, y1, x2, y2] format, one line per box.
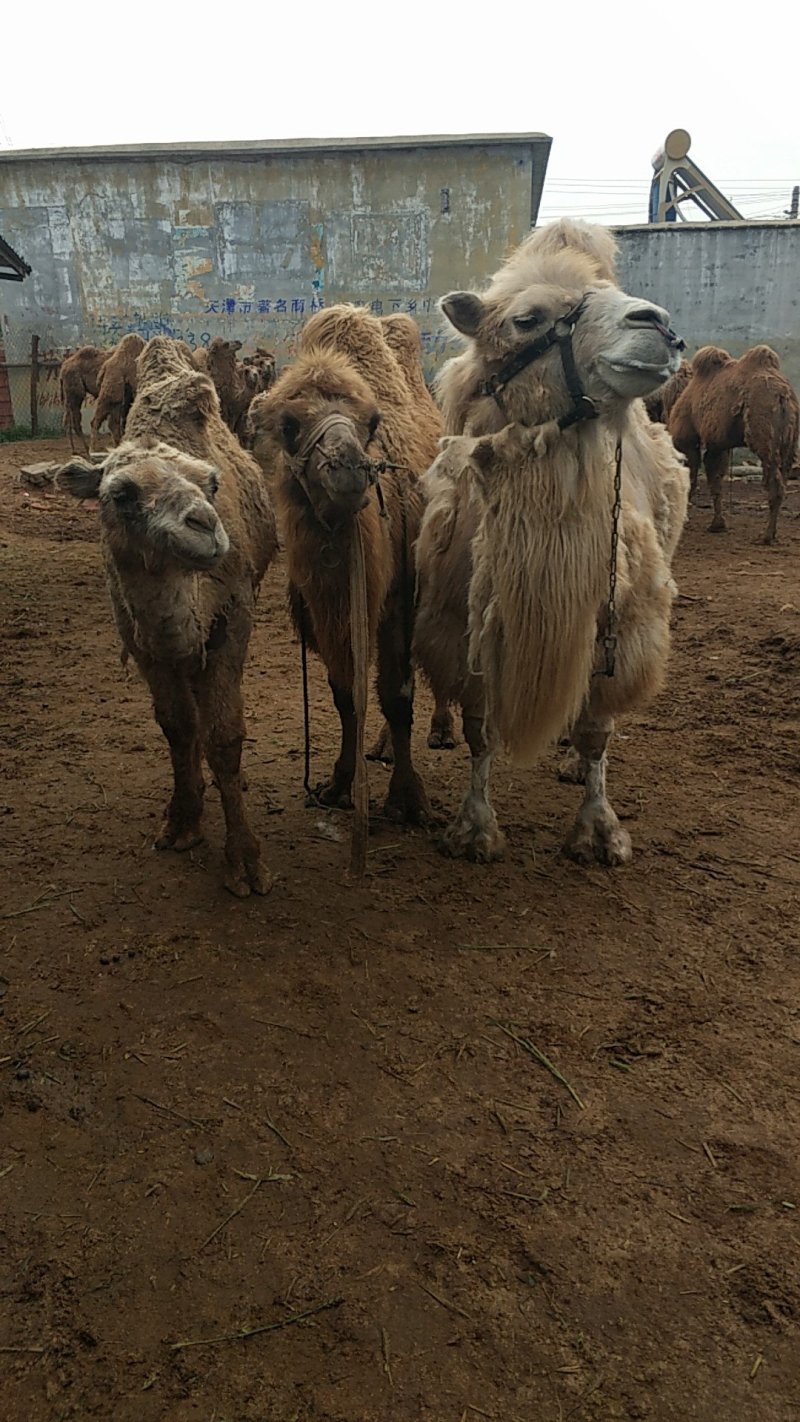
[513, 312, 541, 331]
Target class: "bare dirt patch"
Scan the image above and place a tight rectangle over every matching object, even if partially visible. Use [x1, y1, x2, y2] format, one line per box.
[2, 439, 799, 1421]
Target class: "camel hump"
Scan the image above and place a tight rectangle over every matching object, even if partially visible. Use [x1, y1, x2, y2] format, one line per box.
[692, 346, 732, 378]
[739, 344, 781, 371]
[522, 218, 619, 282]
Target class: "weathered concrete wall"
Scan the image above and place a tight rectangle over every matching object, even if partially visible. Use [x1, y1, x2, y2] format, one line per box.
[615, 221, 800, 392]
[0, 134, 550, 416]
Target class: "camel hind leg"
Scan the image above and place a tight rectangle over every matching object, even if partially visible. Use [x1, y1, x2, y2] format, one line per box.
[441, 704, 505, 862]
[705, 448, 731, 533]
[564, 710, 632, 867]
[761, 461, 784, 544]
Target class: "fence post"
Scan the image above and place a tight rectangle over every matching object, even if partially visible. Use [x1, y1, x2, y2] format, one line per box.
[30, 334, 40, 437]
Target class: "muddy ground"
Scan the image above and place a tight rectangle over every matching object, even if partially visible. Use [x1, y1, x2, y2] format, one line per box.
[1, 437, 799, 1422]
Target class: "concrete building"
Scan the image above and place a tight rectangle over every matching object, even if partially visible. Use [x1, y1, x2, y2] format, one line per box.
[615, 220, 800, 392]
[0, 133, 552, 389]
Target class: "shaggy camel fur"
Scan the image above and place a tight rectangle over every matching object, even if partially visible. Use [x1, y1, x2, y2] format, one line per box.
[204, 337, 260, 439]
[668, 344, 799, 542]
[250, 308, 432, 823]
[90, 334, 145, 449]
[351, 311, 454, 754]
[644, 359, 692, 425]
[414, 219, 688, 864]
[60, 346, 109, 453]
[58, 337, 277, 897]
[290, 304, 446, 766]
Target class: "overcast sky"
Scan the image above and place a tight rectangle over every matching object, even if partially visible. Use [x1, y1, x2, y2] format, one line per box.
[3, 1, 798, 225]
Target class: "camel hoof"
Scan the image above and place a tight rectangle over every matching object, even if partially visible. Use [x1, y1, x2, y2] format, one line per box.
[155, 825, 203, 852]
[440, 819, 506, 863]
[427, 727, 456, 751]
[314, 779, 354, 811]
[366, 740, 394, 765]
[224, 864, 273, 898]
[558, 751, 586, 785]
[384, 773, 430, 826]
[707, 518, 727, 534]
[564, 813, 632, 867]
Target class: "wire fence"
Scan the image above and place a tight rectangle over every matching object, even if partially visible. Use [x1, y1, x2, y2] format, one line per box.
[0, 330, 65, 440]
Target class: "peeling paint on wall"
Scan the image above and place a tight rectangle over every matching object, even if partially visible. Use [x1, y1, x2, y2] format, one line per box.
[0, 139, 545, 381]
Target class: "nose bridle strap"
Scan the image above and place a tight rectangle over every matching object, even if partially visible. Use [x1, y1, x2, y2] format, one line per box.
[478, 297, 599, 430]
[292, 412, 392, 526]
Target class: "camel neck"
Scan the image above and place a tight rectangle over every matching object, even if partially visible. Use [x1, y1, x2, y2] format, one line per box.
[108, 551, 205, 663]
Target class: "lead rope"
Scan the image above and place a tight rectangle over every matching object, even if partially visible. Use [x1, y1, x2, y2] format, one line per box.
[348, 521, 370, 878]
[598, 436, 623, 678]
[299, 597, 314, 803]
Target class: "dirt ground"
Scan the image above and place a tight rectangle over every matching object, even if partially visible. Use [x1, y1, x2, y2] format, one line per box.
[1, 436, 799, 1422]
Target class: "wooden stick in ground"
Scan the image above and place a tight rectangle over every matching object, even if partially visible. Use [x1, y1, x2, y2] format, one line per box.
[348, 519, 369, 878]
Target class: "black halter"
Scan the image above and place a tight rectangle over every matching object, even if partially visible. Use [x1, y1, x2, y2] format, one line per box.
[477, 298, 599, 430]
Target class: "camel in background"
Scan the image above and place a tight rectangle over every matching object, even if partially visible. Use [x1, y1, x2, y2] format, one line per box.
[60, 346, 109, 453]
[668, 344, 799, 542]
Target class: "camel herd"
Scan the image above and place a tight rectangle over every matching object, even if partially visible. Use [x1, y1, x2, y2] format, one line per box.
[54, 219, 799, 894]
[60, 335, 275, 454]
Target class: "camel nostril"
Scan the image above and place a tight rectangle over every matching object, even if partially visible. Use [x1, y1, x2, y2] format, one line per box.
[627, 306, 667, 329]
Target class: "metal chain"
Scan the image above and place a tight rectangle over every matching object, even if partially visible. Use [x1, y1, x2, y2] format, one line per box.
[599, 437, 623, 678]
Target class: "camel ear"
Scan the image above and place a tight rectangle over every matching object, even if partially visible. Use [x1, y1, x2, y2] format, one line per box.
[441, 291, 484, 337]
[57, 458, 104, 500]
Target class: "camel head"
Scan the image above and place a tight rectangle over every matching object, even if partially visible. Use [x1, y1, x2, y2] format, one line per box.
[57, 440, 229, 571]
[250, 349, 382, 525]
[441, 247, 685, 421]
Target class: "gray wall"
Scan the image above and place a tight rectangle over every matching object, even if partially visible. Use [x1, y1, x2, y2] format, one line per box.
[615, 221, 800, 392]
[0, 134, 550, 404]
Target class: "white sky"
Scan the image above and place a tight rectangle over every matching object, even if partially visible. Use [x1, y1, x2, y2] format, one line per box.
[3, 0, 798, 225]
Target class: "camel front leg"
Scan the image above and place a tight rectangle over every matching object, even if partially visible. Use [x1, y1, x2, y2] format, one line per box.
[761, 462, 784, 545]
[316, 679, 357, 809]
[441, 707, 505, 862]
[149, 675, 206, 852]
[564, 710, 632, 867]
[198, 642, 270, 898]
[377, 606, 429, 825]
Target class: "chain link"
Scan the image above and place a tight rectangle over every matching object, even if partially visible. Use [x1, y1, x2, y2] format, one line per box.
[598, 437, 623, 678]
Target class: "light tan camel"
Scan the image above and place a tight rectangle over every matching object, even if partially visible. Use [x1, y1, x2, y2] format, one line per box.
[58, 337, 277, 897]
[203, 338, 260, 439]
[644, 359, 692, 425]
[668, 344, 799, 542]
[413, 219, 689, 864]
[60, 346, 109, 453]
[90, 334, 145, 449]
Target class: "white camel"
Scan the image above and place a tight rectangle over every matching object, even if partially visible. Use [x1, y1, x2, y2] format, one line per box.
[413, 220, 689, 865]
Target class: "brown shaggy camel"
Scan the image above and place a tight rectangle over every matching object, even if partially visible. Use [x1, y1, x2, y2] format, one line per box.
[60, 345, 109, 453]
[204, 337, 260, 439]
[668, 344, 799, 542]
[413, 219, 688, 864]
[90, 334, 145, 449]
[644, 359, 692, 424]
[250, 305, 433, 823]
[58, 337, 277, 897]
[347, 311, 454, 755]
